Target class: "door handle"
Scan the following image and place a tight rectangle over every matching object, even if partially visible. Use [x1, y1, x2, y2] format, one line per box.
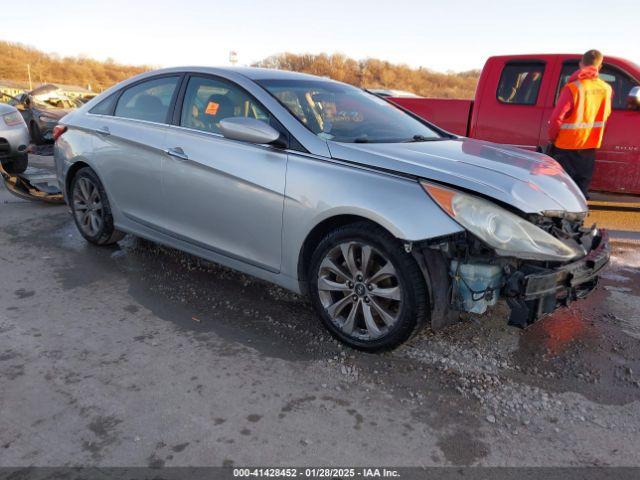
[96, 126, 110, 135]
[164, 147, 189, 161]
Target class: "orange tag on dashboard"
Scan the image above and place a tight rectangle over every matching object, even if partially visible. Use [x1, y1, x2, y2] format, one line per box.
[205, 101, 220, 116]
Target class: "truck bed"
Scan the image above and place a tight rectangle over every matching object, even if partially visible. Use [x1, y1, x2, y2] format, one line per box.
[390, 98, 473, 136]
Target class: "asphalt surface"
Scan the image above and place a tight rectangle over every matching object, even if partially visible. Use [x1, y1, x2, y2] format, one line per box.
[1, 155, 640, 467]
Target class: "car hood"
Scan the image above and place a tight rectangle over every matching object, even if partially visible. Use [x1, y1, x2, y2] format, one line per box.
[29, 84, 60, 96]
[327, 138, 587, 214]
[35, 108, 71, 120]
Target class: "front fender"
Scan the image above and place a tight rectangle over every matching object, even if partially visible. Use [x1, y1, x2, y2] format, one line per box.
[281, 153, 464, 280]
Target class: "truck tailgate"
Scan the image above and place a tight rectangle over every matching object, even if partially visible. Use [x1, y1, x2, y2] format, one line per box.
[390, 98, 473, 136]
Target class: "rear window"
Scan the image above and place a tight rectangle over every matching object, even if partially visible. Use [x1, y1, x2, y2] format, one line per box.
[497, 63, 545, 105]
[89, 94, 118, 115]
[114, 76, 180, 123]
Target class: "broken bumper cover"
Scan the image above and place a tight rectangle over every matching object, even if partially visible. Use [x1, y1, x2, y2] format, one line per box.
[505, 229, 610, 326]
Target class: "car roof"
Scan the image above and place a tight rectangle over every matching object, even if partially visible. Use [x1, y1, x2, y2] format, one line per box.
[137, 66, 328, 82]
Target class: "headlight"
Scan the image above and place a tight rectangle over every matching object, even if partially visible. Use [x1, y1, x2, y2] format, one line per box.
[3, 112, 23, 126]
[421, 181, 582, 261]
[39, 116, 58, 123]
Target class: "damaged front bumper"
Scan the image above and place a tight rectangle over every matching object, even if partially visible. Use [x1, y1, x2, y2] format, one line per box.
[503, 229, 610, 327]
[0, 157, 64, 204]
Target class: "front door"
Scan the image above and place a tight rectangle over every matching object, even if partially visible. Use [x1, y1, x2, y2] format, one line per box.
[161, 74, 287, 272]
[474, 60, 548, 150]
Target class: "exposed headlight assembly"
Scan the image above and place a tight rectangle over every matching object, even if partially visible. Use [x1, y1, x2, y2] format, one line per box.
[421, 181, 582, 262]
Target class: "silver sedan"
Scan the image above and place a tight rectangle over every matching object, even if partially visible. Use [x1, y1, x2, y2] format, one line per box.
[0, 102, 30, 174]
[54, 67, 609, 350]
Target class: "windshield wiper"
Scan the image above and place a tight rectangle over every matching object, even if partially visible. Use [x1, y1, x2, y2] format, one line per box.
[403, 134, 439, 143]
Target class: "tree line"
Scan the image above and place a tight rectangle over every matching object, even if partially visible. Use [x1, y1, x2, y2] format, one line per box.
[254, 53, 479, 98]
[0, 41, 479, 98]
[0, 41, 149, 91]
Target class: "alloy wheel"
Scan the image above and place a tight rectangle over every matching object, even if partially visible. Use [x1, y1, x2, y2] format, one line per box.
[317, 241, 403, 341]
[73, 177, 104, 237]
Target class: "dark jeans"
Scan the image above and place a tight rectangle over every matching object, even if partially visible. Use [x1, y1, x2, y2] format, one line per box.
[550, 146, 597, 198]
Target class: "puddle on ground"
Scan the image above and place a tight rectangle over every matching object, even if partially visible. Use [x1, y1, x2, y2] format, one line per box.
[512, 271, 640, 406]
[5, 211, 339, 362]
[6, 204, 640, 413]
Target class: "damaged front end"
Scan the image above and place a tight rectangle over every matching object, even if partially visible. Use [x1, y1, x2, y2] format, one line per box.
[0, 162, 64, 203]
[503, 214, 609, 327]
[416, 182, 610, 329]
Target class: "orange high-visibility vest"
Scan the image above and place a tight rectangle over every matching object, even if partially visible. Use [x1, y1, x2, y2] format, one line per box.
[554, 77, 612, 150]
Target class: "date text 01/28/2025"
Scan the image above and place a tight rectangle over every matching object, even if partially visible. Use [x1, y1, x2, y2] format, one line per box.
[232, 468, 401, 478]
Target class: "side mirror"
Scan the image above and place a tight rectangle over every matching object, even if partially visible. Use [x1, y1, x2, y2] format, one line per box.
[628, 86, 640, 110]
[219, 117, 283, 146]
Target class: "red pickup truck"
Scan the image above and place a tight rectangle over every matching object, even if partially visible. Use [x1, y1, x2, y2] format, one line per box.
[391, 54, 640, 194]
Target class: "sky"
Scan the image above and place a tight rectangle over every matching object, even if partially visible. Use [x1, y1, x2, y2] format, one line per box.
[1, 0, 638, 73]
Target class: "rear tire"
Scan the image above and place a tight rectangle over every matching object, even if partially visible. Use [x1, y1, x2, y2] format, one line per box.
[308, 222, 428, 351]
[0, 153, 28, 174]
[70, 167, 124, 245]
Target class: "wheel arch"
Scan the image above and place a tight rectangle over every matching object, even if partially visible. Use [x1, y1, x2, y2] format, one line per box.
[65, 160, 92, 200]
[296, 214, 401, 296]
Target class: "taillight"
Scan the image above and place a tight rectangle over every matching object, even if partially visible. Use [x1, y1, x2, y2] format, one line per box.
[53, 125, 67, 142]
[2, 111, 23, 126]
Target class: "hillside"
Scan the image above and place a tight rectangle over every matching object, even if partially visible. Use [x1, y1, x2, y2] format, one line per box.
[0, 41, 150, 92]
[0, 42, 479, 98]
[254, 53, 479, 98]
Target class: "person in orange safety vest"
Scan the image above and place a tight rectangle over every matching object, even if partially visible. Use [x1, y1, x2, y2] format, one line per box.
[548, 49, 612, 198]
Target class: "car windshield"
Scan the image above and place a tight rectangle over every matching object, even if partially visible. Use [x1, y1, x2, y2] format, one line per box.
[257, 79, 441, 143]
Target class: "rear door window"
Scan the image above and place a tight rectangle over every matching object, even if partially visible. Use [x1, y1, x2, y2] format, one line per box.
[179, 75, 270, 134]
[114, 76, 180, 123]
[557, 62, 639, 110]
[497, 63, 545, 105]
[89, 94, 118, 115]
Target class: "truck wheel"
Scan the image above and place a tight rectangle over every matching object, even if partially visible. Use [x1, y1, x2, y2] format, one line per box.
[308, 222, 428, 351]
[0, 153, 28, 174]
[70, 167, 124, 245]
[30, 122, 44, 145]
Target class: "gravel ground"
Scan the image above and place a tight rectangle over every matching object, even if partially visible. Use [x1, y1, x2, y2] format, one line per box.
[1, 156, 640, 467]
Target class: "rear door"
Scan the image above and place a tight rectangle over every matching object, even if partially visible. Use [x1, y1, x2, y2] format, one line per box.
[161, 74, 287, 272]
[89, 75, 182, 227]
[474, 60, 549, 150]
[550, 61, 640, 194]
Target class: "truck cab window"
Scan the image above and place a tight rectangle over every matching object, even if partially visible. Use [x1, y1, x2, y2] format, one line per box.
[497, 64, 545, 105]
[557, 62, 639, 110]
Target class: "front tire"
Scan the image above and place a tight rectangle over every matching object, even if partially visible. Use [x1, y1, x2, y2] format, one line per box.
[308, 222, 428, 351]
[70, 167, 124, 245]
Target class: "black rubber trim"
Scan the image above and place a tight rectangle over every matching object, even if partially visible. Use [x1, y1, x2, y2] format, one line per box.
[522, 229, 610, 300]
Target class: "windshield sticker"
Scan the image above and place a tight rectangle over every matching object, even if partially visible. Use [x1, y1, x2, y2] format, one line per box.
[317, 132, 334, 140]
[205, 101, 220, 116]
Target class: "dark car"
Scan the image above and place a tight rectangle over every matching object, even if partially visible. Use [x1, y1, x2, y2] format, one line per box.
[6, 85, 78, 144]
